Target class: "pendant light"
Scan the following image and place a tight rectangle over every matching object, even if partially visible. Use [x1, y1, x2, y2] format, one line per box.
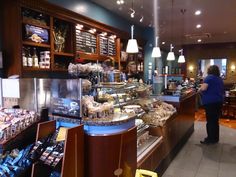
[126, 25, 139, 53]
[167, 0, 175, 61]
[152, 36, 161, 57]
[178, 9, 186, 63]
[178, 49, 185, 63]
[152, 0, 161, 58]
[167, 44, 175, 60]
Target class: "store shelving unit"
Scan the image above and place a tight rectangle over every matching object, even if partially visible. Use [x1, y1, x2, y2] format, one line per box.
[2, 0, 129, 77]
[31, 120, 84, 177]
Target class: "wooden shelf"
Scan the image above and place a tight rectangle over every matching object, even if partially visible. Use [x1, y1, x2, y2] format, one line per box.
[22, 20, 50, 30]
[159, 74, 184, 77]
[54, 52, 75, 57]
[22, 41, 51, 48]
[52, 68, 68, 72]
[23, 67, 51, 71]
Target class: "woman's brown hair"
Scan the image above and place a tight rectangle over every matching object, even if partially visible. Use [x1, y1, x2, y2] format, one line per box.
[207, 65, 220, 77]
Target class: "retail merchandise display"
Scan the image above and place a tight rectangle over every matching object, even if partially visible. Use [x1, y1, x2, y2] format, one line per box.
[0, 127, 65, 177]
[0, 144, 33, 176]
[29, 129, 64, 170]
[0, 108, 38, 142]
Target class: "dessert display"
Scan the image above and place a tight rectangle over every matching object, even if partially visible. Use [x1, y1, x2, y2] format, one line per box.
[0, 108, 38, 142]
[82, 96, 114, 118]
[141, 101, 176, 126]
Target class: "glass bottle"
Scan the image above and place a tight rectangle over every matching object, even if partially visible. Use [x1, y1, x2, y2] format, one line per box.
[22, 47, 27, 67]
[32, 48, 39, 67]
[27, 48, 33, 67]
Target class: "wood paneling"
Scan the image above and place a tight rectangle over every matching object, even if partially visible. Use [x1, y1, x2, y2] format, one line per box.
[184, 43, 236, 83]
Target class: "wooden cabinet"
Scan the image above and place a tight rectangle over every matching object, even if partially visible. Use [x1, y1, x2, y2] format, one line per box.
[2, 0, 126, 77]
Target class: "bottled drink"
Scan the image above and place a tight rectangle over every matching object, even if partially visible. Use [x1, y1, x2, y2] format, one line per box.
[27, 48, 33, 67]
[140, 62, 143, 71]
[22, 48, 27, 67]
[32, 48, 39, 67]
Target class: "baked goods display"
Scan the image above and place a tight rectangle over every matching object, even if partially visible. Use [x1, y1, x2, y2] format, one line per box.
[134, 84, 152, 98]
[68, 62, 103, 75]
[123, 105, 144, 114]
[82, 96, 114, 118]
[137, 131, 150, 147]
[141, 100, 176, 126]
[82, 79, 92, 94]
[0, 108, 38, 142]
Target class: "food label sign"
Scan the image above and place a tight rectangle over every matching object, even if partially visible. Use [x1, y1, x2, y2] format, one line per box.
[51, 98, 80, 118]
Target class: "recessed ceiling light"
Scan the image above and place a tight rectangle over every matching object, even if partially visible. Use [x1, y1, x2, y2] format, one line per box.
[116, 0, 121, 5]
[196, 24, 202, 28]
[195, 10, 201, 16]
[162, 42, 165, 45]
[197, 39, 202, 43]
[120, 0, 124, 4]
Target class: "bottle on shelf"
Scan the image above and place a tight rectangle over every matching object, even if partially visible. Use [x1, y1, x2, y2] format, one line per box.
[140, 62, 143, 71]
[27, 47, 33, 67]
[32, 47, 39, 68]
[22, 47, 28, 67]
[137, 62, 141, 71]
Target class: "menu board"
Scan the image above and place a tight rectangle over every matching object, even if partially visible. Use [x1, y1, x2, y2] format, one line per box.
[99, 36, 116, 56]
[51, 98, 80, 118]
[108, 38, 116, 56]
[99, 36, 108, 55]
[76, 29, 97, 53]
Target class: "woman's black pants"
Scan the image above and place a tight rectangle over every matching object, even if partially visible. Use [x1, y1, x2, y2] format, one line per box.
[204, 102, 222, 142]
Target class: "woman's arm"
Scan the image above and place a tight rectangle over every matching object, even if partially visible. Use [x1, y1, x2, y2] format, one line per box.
[199, 83, 208, 91]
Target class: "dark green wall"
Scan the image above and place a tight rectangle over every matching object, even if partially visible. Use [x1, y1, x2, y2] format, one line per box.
[47, 0, 144, 36]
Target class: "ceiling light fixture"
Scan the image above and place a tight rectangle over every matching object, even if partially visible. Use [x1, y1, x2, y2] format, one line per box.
[196, 24, 202, 28]
[167, 0, 175, 61]
[139, 0, 144, 23]
[197, 39, 202, 43]
[178, 9, 186, 63]
[167, 44, 175, 61]
[130, 8, 135, 18]
[116, 0, 124, 5]
[178, 49, 185, 63]
[76, 24, 83, 30]
[100, 32, 107, 36]
[139, 16, 144, 22]
[152, 36, 161, 58]
[195, 10, 201, 15]
[126, 25, 139, 53]
[88, 28, 96, 34]
[162, 42, 165, 45]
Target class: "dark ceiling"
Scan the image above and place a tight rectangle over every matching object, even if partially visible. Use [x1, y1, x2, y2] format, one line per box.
[91, 0, 236, 47]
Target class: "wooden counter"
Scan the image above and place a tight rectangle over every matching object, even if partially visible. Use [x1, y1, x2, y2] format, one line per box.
[138, 92, 196, 176]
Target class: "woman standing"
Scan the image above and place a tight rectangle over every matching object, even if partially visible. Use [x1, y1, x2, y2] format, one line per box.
[199, 65, 224, 144]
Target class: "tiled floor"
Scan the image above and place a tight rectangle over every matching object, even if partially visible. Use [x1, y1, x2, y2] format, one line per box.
[162, 121, 236, 177]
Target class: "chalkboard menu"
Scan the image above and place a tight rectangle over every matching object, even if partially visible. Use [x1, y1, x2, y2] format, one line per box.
[51, 98, 80, 118]
[108, 38, 116, 56]
[99, 36, 108, 55]
[99, 36, 116, 56]
[76, 29, 97, 53]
